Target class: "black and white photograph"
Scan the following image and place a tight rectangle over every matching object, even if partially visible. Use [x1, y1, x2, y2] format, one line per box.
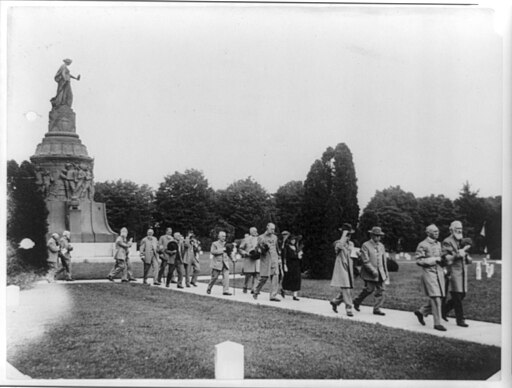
[1, 0, 510, 386]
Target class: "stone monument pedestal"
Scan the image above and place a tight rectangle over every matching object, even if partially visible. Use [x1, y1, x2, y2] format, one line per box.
[31, 81, 116, 245]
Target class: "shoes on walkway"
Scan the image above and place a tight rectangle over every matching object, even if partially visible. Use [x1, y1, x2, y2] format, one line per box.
[165, 284, 170, 288]
[346, 310, 354, 317]
[280, 290, 285, 298]
[121, 279, 129, 283]
[107, 276, 114, 282]
[170, 280, 177, 284]
[373, 310, 386, 316]
[293, 297, 300, 301]
[177, 285, 184, 289]
[223, 292, 232, 296]
[128, 278, 137, 282]
[206, 289, 211, 295]
[191, 283, 197, 287]
[434, 325, 447, 331]
[154, 282, 161, 286]
[414, 310, 426, 326]
[353, 303, 360, 312]
[270, 298, 281, 302]
[186, 284, 191, 288]
[253, 293, 258, 300]
[457, 321, 469, 328]
[330, 301, 338, 313]
[243, 288, 248, 294]
[250, 290, 255, 294]
[66, 278, 75, 282]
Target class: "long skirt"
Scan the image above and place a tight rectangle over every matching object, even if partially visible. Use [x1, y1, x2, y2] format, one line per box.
[282, 259, 301, 291]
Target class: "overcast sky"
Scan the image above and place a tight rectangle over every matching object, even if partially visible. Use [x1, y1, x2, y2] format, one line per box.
[5, 2, 503, 209]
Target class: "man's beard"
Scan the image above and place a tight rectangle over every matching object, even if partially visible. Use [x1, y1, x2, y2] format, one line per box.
[453, 231, 463, 241]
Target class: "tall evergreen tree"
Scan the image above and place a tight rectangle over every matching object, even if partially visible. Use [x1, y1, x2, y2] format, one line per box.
[302, 143, 359, 278]
[7, 160, 49, 268]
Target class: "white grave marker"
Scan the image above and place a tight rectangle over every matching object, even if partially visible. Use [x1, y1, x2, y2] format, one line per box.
[7, 285, 20, 306]
[215, 341, 244, 379]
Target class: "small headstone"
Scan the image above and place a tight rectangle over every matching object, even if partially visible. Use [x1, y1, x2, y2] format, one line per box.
[7, 285, 20, 306]
[215, 341, 244, 379]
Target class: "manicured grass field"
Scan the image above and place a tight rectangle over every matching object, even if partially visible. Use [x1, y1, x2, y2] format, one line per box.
[71, 256, 501, 323]
[229, 260, 501, 323]
[8, 283, 500, 380]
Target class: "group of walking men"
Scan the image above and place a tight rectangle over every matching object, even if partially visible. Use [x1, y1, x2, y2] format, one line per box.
[205, 222, 303, 301]
[107, 227, 201, 287]
[329, 220, 472, 331]
[47, 218, 473, 331]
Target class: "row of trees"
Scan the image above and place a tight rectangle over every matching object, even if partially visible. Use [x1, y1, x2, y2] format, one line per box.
[6, 142, 502, 279]
[93, 142, 501, 278]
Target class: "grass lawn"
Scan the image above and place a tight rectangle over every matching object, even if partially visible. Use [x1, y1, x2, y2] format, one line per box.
[8, 283, 500, 379]
[226, 260, 501, 323]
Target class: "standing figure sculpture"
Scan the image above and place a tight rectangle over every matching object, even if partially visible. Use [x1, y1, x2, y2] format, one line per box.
[50, 59, 80, 108]
[60, 163, 78, 199]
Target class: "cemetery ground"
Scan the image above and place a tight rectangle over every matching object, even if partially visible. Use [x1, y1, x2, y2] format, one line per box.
[7, 281, 500, 380]
[70, 254, 501, 323]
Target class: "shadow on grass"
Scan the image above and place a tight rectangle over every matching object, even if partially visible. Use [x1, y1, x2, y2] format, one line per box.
[8, 283, 500, 380]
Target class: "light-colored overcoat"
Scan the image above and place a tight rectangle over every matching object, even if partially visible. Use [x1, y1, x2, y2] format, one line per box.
[59, 236, 73, 260]
[210, 240, 230, 271]
[182, 237, 196, 265]
[359, 239, 388, 282]
[140, 236, 159, 264]
[330, 239, 355, 288]
[415, 237, 445, 297]
[47, 237, 60, 263]
[257, 233, 280, 277]
[442, 235, 472, 293]
[114, 236, 131, 261]
[239, 235, 260, 273]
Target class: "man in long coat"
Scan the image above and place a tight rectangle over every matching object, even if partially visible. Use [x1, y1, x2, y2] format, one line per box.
[46, 233, 60, 283]
[183, 231, 200, 287]
[353, 226, 389, 316]
[107, 227, 134, 282]
[329, 223, 356, 317]
[238, 227, 260, 294]
[206, 231, 232, 295]
[442, 220, 472, 327]
[156, 227, 174, 285]
[413, 224, 447, 331]
[165, 234, 185, 288]
[140, 228, 160, 285]
[253, 223, 281, 302]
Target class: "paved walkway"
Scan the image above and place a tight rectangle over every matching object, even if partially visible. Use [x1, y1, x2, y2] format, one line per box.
[42, 276, 501, 348]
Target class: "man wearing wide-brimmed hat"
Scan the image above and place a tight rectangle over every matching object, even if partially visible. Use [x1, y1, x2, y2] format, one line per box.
[329, 223, 357, 317]
[353, 226, 389, 316]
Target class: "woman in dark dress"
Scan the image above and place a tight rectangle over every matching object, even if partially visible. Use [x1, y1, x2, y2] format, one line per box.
[282, 236, 303, 300]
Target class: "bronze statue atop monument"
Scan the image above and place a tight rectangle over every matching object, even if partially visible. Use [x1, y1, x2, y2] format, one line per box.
[31, 59, 116, 249]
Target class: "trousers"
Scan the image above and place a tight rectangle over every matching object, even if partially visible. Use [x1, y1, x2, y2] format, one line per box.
[254, 273, 279, 299]
[332, 288, 353, 310]
[354, 280, 385, 311]
[207, 267, 230, 293]
[56, 257, 72, 280]
[419, 297, 443, 326]
[445, 291, 466, 322]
